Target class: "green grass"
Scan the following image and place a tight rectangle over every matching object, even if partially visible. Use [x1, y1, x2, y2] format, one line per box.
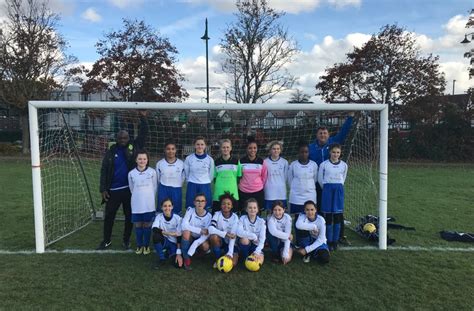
[1, 158, 474, 309]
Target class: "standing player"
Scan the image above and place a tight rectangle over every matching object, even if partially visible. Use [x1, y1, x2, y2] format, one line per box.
[309, 114, 353, 244]
[156, 141, 185, 215]
[209, 192, 240, 267]
[267, 201, 293, 264]
[128, 150, 158, 255]
[288, 142, 318, 215]
[318, 144, 348, 251]
[181, 193, 212, 271]
[97, 112, 148, 250]
[212, 139, 242, 214]
[263, 141, 288, 212]
[237, 198, 266, 265]
[295, 200, 329, 264]
[184, 137, 215, 211]
[151, 198, 183, 269]
[238, 137, 267, 214]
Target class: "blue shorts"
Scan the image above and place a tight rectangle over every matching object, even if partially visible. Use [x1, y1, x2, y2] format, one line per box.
[132, 211, 155, 223]
[290, 203, 305, 214]
[298, 236, 329, 256]
[220, 238, 240, 254]
[321, 183, 344, 214]
[186, 182, 212, 210]
[158, 184, 183, 215]
[265, 199, 287, 210]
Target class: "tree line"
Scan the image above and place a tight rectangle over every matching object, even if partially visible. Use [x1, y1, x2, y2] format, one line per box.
[0, 0, 472, 161]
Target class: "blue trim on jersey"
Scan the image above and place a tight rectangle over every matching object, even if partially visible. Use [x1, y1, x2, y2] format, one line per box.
[186, 182, 212, 210]
[158, 183, 183, 215]
[194, 153, 208, 160]
[321, 183, 345, 213]
[265, 200, 287, 210]
[132, 211, 155, 223]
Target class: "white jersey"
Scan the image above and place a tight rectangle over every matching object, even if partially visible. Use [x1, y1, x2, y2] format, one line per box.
[184, 153, 215, 184]
[156, 158, 185, 188]
[181, 207, 212, 238]
[267, 213, 292, 259]
[237, 215, 266, 255]
[267, 213, 292, 240]
[288, 160, 318, 205]
[209, 211, 239, 256]
[263, 157, 289, 200]
[208, 211, 239, 241]
[318, 160, 348, 188]
[128, 167, 158, 214]
[152, 213, 182, 244]
[296, 214, 327, 253]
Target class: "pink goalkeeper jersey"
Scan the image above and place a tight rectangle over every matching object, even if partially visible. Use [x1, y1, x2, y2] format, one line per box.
[238, 156, 268, 193]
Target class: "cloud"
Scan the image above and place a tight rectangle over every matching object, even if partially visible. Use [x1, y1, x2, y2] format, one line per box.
[0, 0, 74, 19]
[81, 8, 102, 23]
[108, 0, 144, 9]
[327, 0, 361, 9]
[161, 11, 211, 35]
[181, 0, 359, 14]
[178, 11, 473, 105]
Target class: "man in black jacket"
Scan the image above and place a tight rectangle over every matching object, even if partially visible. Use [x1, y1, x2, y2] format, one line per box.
[97, 112, 149, 250]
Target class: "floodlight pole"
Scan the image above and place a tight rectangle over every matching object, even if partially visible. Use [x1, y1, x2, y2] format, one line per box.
[201, 18, 210, 104]
[29, 104, 46, 253]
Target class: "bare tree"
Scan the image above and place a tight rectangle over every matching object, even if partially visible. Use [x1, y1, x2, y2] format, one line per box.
[220, 0, 298, 103]
[0, 0, 77, 153]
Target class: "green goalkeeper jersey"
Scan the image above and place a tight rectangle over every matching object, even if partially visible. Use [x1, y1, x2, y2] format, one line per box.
[213, 156, 242, 201]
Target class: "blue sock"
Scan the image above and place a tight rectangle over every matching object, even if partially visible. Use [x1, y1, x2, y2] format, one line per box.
[326, 224, 334, 243]
[212, 246, 221, 258]
[181, 239, 191, 259]
[240, 244, 250, 258]
[135, 227, 144, 247]
[154, 243, 165, 260]
[143, 227, 151, 247]
[333, 223, 341, 243]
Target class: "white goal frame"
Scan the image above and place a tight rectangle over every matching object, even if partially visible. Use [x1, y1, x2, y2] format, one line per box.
[29, 101, 389, 253]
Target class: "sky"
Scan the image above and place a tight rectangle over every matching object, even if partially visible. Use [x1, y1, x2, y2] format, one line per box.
[1, 0, 473, 103]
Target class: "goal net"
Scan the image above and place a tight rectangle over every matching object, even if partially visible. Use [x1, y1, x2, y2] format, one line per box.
[29, 101, 387, 252]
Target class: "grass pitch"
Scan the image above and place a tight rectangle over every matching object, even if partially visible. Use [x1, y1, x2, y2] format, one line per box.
[0, 158, 473, 309]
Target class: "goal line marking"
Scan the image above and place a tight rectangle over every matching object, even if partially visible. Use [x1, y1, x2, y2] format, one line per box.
[1, 246, 473, 255]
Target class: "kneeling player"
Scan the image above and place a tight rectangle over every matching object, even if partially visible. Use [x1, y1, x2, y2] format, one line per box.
[267, 201, 293, 264]
[237, 198, 266, 265]
[209, 192, 240, 268]
[181, 193, 212, 271]
[295, 200, 329, 264]
[151, 198, 183, 269]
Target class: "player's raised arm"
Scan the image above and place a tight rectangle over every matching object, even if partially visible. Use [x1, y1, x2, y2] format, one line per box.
[332, 115, 353, 144]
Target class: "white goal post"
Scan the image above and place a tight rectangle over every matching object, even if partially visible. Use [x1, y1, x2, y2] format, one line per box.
[29, 100, 388, 253]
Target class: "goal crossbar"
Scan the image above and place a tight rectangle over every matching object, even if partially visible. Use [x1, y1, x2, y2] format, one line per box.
[28, 100, 388, 253]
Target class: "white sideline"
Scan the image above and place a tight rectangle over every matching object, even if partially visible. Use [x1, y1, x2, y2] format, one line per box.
[1, 246, 474, 255]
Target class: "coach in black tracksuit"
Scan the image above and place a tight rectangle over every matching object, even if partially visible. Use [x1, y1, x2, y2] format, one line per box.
[97, 114, 148, 250]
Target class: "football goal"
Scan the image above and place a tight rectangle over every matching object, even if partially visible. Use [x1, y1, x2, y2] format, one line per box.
[29, 101, 388, 253]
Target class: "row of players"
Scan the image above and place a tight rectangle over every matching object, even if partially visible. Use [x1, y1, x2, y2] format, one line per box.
[98, 116, 353, 254]
[153, 193, 327, 270]
[127, 138, 347, 265]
